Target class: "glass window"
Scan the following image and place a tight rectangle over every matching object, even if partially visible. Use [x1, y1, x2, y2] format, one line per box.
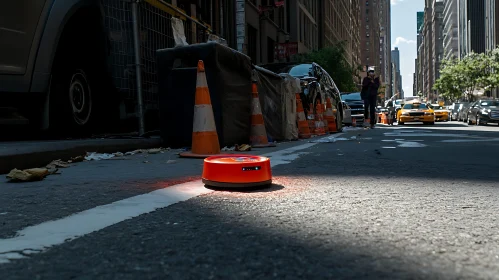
[289, 64, 313, 77]
[341, 92, 362, 101]
[403, 103, 428, 109]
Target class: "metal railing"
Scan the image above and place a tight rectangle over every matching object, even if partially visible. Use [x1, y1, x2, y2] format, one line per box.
[102, 0, 213, 134]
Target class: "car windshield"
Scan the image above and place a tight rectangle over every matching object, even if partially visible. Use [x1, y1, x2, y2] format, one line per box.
[288, 64, 313, 77]
[431, 105, 444, 110]
[340, 92, 362, 101]
[403, 103, 427, 110]
[480, 101, 499, 107]
[394, 100, 402, 105]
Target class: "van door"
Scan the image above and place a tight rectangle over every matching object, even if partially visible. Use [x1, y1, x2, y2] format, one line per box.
[0, 0, 47, 75]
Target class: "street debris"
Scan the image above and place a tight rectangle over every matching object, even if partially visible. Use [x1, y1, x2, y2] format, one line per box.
[221, 144, 252, 152]
[235, 144, 251, 151]
[4, 147, 175, 182]
[46, 159, 70, 169]
[6, 168, 49, 182]
[69, 156, 84, 163]
[166, 160, 177, 164]
[85, 147, 172, 161]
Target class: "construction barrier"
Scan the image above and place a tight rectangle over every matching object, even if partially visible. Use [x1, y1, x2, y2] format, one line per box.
[250, 81, 276, 148]
[157, 42, 252, 148]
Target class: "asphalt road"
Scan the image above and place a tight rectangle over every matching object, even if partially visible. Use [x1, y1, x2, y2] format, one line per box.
[1, 121, 498, 279]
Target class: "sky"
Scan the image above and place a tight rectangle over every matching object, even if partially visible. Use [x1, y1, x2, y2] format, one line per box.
[391, 0, 425, 97]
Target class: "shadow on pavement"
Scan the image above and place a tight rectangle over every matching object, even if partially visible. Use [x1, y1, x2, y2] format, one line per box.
[205, 183, 284, 193]
[0, 191, 461, 280]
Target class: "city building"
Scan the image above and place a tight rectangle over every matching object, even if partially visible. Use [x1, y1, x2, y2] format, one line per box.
[380, 0, 392, 99]
[443, 0, 459, 60]
[235, 0, 320, 65]
[360, 0, 381, 77]
[431, 0, 444, 99]
[391, 47, 402, 97]
[319, 0, 361, 69]
[457, 0, 486, 58]
[415, 12, 424, 98]
[485, 0, 499, 51]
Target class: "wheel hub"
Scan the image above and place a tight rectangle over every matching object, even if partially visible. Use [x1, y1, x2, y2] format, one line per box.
[69, 70, 92, 125]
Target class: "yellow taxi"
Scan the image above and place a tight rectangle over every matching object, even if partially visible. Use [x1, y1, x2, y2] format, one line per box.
[397, 102, 435, 125]
[429, 104, 450, 121]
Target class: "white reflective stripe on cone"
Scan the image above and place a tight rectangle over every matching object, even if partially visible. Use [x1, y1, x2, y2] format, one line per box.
[251, 97, 263, 115]
[193, 104, 217, 132]
[251, 124, 266, 137]
[197, 72, 208, 87]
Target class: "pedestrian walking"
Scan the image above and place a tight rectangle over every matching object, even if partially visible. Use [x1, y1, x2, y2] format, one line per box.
[386, 101, 395, 125]
[361, 67, 380, 129]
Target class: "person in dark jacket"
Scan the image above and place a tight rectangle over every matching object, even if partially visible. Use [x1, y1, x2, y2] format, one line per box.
[361, 67, 380, 129]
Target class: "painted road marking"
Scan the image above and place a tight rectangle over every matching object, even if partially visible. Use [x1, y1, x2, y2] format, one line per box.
[0, 141, 326, 264]
[440, 138, 499, 143]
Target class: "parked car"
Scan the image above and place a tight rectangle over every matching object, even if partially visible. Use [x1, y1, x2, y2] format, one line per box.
[429, 104, 450, 122]
[341, 101, 353, 124]
[449, 102, 469, 121]
[458, 102, 473, 122]
[466, 99, 499, 125]
[260, 62, 343, 131]
[340, 92, 364, 125]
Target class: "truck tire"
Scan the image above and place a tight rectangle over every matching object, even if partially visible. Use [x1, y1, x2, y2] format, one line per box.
[50, 52, 96, 135]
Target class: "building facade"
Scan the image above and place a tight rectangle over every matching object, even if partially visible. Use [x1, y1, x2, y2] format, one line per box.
[443, 0, 459, 60]
[380, 0, 392, 99]
[431, 0, 444, 99]
[360, 0, 381, 76]
[236, 0, 320, 65]
[458, 0, 486, 57]
[319, 0, 360, 68]
[391, 47, 402, 97]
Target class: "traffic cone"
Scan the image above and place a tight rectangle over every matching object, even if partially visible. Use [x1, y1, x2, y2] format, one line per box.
[307, 104, 316, 135]
[180, 60, 220, 158]
[325, 98, 337, 133]
[314, 102, 326, 135]
[321, 102, 330, 134]
[382, 113, 389, 124]
[352, 117, 357, 127]
[250, 81, 276, 148]
[296, 93, 311, 139]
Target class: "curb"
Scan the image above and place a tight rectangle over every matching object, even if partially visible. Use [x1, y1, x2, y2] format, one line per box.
[0, 138, 163, 175]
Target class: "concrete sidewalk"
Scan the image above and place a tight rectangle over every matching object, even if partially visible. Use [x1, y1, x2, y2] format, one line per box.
[0, 137, 162, 174]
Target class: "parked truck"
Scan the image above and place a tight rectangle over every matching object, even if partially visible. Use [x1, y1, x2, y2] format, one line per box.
[0, 0, 210, 135]
[0, 0, 118, 134]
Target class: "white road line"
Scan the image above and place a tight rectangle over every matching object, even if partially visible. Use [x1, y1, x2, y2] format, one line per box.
[0, 141, 322, 264]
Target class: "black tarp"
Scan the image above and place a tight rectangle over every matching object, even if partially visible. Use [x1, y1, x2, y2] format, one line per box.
[156, 42, 253, 148]
[253, 66, 284, 141]
[253, 66, 299, 141]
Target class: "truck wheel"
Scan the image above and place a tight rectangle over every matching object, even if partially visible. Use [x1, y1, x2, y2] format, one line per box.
[50, 62, 95, 135]
[68, 69, 92, 126]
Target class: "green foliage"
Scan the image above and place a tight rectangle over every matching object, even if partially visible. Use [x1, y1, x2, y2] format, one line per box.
[434, 48, 499, 101]
[293, 42, 358, 92]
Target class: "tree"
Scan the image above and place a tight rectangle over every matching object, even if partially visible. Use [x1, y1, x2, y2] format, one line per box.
[433, 58, 464, 102]
[434, 52, 491, 101]
[293, 42, 357, 92]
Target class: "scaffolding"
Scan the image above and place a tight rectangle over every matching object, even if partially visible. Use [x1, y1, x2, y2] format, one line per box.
[102, 0, 213, 134]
